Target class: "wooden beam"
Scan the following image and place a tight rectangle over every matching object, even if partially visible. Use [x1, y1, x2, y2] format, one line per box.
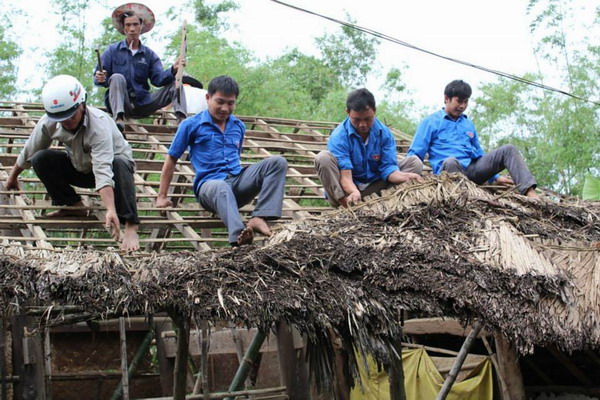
[494, 333, 526, 400]
[403, 317, 490, 337]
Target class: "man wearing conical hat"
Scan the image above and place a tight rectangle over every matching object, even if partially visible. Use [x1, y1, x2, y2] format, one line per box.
[93, 3, 187, 133]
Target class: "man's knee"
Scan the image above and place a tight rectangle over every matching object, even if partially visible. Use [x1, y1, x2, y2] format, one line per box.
[400, 155, 423, 174]
[112, 156, 134, 176]
[441, 157, 462, 173]
[267, 155, 288, 172]
[497, 144, 520, 157]
[31, 149, 57, 171]
[108, 73, 126, 88]
[314, 150, 337, 169]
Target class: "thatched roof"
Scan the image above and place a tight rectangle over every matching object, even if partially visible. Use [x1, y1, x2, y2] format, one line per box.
[1, 174, 599, 382]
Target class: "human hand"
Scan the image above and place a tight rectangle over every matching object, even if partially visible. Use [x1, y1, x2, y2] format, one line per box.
[4, 176, 20, 191]
[398, 172, 423, 183]
[346, 190, 361, 206]
[156, 195, 173, 216]
[95, 70, 107, 84]
[495, 176, 514, 186]
[105, 210, 120, 242]
[173, 56, 186, 74]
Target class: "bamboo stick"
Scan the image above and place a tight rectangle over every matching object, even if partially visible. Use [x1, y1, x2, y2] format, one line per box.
[435, 322, 483, 400]
[224, 329, 268, 400]
[135, 386, 287, 400]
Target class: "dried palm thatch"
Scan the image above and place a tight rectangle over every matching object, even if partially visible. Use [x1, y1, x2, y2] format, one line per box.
[0, 174, 599, 382]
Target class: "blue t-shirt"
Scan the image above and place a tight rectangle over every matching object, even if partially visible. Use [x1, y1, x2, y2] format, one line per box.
[408, 109, 494, 178]
[93, 40, 174, 106]
[328, 117, 400, 185]
[168, 110, 246, 196]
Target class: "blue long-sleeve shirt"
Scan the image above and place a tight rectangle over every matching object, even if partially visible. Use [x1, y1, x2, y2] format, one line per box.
[168, 110, 246, 196]
[328, 117, 400, 186]
[408, 109, 497, 181]
[93, 40, 174, 107]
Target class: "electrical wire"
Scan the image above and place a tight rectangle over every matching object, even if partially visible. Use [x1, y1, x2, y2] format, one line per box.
[271, 0, 600, 107]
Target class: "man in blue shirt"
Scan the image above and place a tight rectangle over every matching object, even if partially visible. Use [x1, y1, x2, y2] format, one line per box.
[408, 80, 540, 198]
[315, 88, 423, 208]
[93, 3, 186, 133]
[156, 75, 288, 246]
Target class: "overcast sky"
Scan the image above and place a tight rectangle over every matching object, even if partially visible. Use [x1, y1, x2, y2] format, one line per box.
[11, 0, 595, 112]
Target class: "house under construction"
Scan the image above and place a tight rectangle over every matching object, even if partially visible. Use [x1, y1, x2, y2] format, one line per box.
[0, 102, 599, 400]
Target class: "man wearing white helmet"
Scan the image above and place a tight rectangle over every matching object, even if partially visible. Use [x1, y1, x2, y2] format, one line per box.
[93, 3, 187, 133]
[4, 75, 141, 252]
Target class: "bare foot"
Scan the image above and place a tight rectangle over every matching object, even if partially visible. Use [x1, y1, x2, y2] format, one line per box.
[120, 222, 140, 252]
[47, 202, 88, 217]
[246, 217, 272, 237]
[236, 226, 254, 246]
[525, 187, 541, 199]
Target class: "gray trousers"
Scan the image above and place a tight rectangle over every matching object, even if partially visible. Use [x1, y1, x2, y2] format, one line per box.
[197, 156, 288, 244]
[30, 149, 139, 224]
[314, 150, 423, 207]
[441, 144, 537, 195]
[106, 73, 187, 119]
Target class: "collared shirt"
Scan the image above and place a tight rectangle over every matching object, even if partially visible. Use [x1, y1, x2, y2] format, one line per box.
[168, 110, 246, 196]
[17, 107, 134, 191]
[93, 39, 174, 106]
[328, 117, 400, 185]
[408, 108, 487, 175]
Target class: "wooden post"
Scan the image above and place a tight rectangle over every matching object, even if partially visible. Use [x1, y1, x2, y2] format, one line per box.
[275, 321, 310, 400]
[388, 339, 407, 400]
[173, 314, 190, 400]
[44, 329, 52, 400]
[0, 317, 7, 400]
[119, 317, 130, 400]
[155, 319, 175, 396]
[493, 333, 526, 400]
[435, 322, 483, 400]
[11, 313, 46, 400]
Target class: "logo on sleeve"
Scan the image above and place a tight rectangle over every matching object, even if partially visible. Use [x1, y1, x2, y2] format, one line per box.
[466, 131, 475, 138]
[372, 154, 381, 161]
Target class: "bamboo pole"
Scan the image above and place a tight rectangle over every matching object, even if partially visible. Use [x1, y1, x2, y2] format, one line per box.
[481, 335, 509, 396]
[435, 322, 483, 400]
[111, 328, 155, 400]
[223, 329, 268, 400]
[135, 386, 287, 400]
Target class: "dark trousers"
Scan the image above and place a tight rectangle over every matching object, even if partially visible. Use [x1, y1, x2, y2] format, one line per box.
[31, 150, 139, 224]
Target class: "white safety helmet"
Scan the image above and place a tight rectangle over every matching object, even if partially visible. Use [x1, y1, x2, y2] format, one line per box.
[42, 75, 87, 122]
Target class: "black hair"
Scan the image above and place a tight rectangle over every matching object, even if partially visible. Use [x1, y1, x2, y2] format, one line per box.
[207, 75, 239, 97]
[120, 12, 143, 25]
[346, 88, 376, 112]
[444, 80, 472, 100]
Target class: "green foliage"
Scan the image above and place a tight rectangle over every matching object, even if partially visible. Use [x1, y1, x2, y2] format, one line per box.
[45, 0, 101, 98]
[0, 13, 22, 99]
[315, 14, 380, 88]
[582, 175, 600, 200]
[469, 0, 600, 196]
[190, 0, 239, 34]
